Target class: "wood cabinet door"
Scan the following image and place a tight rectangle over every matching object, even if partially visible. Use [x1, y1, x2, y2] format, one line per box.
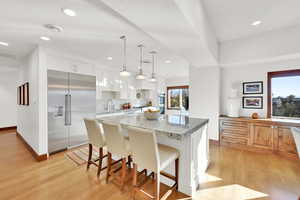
[277, 127, 298, 155]
[251, 124, 274, 150]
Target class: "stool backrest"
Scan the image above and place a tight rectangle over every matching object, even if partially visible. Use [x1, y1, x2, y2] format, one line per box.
[84, 118, 105, 148]
[102, 121, 128, 157]
[127, 126, 159, 172]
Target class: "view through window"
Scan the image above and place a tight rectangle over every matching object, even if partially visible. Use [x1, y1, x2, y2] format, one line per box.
[167, 86, 189, 110]
[270, 71, 300, 118]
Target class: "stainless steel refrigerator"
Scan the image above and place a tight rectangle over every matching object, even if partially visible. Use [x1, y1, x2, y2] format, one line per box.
[48, 70, 96, 154]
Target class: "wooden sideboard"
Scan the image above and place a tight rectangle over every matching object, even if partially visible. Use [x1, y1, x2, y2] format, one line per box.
[219, 116, 300, 159]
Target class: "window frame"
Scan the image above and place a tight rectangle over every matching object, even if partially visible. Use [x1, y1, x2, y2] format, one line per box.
[166, 85, 189, 110]
[267, 69, 300, 118]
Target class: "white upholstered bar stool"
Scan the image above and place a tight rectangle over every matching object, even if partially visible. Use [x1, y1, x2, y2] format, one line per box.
[102, 121, 132, 191]
[127, 126, 179, 200]
[84, 118, 107, 177]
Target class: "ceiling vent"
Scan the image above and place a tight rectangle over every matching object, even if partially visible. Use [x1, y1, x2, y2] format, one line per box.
[44, 24, 63, 32]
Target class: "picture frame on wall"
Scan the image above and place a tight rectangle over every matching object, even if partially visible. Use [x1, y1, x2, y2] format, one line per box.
[17, 86, 21, 105]
[24, 82, 29, 106]
[20, 85, 24, 105]
[243, 96, 263, 109]
[243, 81, 263, 94]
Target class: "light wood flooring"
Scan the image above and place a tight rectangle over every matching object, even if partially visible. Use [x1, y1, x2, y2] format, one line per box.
[0, 130, 300, 200]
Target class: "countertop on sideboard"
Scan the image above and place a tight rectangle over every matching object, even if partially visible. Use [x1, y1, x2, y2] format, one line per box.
[220, 115, 300, 127]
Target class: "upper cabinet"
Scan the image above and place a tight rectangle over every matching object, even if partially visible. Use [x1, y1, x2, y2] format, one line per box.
[136, 79, 155, 90]
[96, 69, 137, 100]
[120, 76, 136, 100]
[97, 70, 121, 92]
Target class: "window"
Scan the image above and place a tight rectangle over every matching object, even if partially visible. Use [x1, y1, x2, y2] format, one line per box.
[167, 86, 189, 110]
[268, 69, 300, 118]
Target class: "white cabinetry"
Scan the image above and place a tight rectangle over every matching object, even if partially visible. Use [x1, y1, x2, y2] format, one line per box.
[156, 77, 166, 94]
[136, 79, 155, 90]
[120, 76, 136, 100]
[96, 69, 136, 100]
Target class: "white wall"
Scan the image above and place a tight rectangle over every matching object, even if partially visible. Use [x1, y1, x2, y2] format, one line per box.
[189, 66, 220, 140]
[17, 48, 40, 153]
[220, 25, 300, 66]
[221, 59, 300, 118]
[0, 67, 18, 128]
[17, 46, 48, 155]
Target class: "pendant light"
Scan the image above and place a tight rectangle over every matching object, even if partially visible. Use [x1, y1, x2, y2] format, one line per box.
[149, 51, 157, 82]
[136, 44, 146, 80]
[120, 36, 131, 77]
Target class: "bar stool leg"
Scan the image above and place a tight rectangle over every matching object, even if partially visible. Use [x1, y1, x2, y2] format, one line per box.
[175, 158, 179, 190]
[132, 163, 138, 200]
[153, 173, 160, 200]
[87, 144, 92, 171]
[120, 158, 127, 191]
[106, 152, 112, 183]
[97, 147, 103, 177]
[127, 155, 132, 169]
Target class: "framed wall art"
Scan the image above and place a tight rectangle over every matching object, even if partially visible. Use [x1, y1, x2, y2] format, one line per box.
[243, 96, 263, 109]
[24, 82, 29, 106]
[18, 82, 29, 106]
[243, 81, 263, 94]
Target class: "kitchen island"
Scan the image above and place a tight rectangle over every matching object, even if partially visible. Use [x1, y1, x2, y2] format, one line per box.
[97, 114, 209, 197]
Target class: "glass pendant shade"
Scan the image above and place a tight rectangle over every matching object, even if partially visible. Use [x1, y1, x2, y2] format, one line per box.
[120, 69, 131, 77]
[136, 44, 146, 80]
[136, 68, 146, 80]
[149, 73, 157, 82]
[149, 51, 157, 82]
[120, 35, 130, 77]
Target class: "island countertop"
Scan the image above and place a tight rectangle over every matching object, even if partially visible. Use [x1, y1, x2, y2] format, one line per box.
[97, 114, 209, 136]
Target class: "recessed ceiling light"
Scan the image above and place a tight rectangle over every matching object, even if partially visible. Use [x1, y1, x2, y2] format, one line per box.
[40, 36, 51, 41]
[0, 41, 9, 46]
[165, 60, 171, 64]
[252, 20, 262, 26]
[62, 8, 76, 17]
[107, 57, 113, 60]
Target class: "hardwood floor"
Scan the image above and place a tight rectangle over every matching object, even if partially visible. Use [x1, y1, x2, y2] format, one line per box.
[0, 130, 299, 200]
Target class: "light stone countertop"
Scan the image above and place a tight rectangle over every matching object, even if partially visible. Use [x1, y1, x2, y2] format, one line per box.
[97, 113, 209, 137]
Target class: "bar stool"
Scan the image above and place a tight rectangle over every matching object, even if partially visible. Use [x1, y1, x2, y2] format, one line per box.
[84, 118, 107, 177]
[127, 126, 179, 200]
[102, 121, 132, 191]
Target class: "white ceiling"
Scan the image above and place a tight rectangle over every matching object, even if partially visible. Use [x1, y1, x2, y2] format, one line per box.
[0, 0, 189, 78]
[1, 0, 300, 74]
[202, 0, 300, 42]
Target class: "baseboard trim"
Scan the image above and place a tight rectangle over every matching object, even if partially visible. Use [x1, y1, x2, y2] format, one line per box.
[209, 139, 220, 146]
[16, 131, 48, 161]
[0, 126, 17, 132]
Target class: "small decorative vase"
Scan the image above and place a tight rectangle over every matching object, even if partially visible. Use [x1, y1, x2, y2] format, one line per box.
[227, 98, 240, 117]
[227, 88, 240, 117]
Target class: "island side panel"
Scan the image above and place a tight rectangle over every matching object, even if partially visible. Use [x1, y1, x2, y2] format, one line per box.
[156, 122, 209, 197]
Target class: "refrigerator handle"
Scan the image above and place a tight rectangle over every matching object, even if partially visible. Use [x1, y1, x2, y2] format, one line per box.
[65, 94, 72, 126]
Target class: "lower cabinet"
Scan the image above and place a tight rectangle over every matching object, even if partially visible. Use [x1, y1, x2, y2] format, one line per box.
[219, 117, 299, 159]
[276, 126, 298, 156]
[250, 123, 275, 150]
